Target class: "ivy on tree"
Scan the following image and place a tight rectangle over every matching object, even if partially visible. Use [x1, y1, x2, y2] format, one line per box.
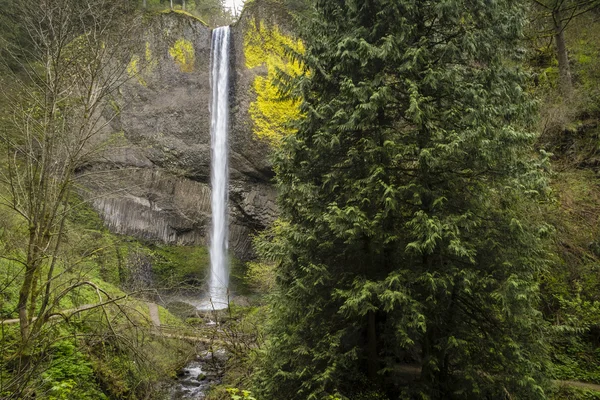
[255, 0, 551, 399]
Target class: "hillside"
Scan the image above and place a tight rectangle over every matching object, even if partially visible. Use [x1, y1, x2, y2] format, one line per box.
[2, 1, 600, 400]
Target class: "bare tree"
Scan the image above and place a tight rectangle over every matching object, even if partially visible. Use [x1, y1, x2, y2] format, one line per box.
[531, 0, 600, 96]
[0, 0, 140, 354]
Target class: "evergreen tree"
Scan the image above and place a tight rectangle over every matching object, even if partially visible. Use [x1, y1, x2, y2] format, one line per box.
[255, 0, 551, 399]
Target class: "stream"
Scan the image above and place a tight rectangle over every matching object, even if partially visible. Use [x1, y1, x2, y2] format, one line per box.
[168, 340, 227, 400]
[170, 361, 211, 399]
[169, 348, 227, 400]
[159, 293, 234, 399]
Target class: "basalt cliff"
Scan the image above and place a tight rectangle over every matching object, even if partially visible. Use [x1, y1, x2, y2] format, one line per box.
[82, 8, 282, 259]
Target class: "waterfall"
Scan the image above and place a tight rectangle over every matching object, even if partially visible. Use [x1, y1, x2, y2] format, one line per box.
[207, 26, 230, 310]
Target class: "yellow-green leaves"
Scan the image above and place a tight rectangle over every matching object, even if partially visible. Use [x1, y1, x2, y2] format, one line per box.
[127, 42, 158, 86]
[169, 38, 195, 72]
[127, 55, 146, 86]
[244, 20, 305, 145]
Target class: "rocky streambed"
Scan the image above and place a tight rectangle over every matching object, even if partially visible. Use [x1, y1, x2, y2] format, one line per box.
[170, 348, 228, 400]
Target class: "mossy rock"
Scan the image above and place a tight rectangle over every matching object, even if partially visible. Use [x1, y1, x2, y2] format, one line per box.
[165, 300, 199, 319]
[185, 317, 205, 325]
[151, 245, 209, 287]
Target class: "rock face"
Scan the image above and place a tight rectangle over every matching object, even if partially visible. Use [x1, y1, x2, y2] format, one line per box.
[83, 11, 277, 259]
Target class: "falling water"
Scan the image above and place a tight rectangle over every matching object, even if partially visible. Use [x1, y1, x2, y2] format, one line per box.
[207, 26, 230, 310]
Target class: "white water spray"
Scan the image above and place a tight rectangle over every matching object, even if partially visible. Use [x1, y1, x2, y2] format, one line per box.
[207, 26, 230, 310]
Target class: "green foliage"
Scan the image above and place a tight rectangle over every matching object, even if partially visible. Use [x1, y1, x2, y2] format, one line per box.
[245, 261, 276, 292]
[0, 189, 192, 398]
[244, 20, 305, 145]
[41, 341, 107, 400]
[533, 13, 600, 146]
[0, 0, 32, 71]
[151, 244, 209, 287]
[204, 303, 268, 400]
[254, 0, 552, 399]
[169, 38, 196, 72]
[566, 14, 600, 115]
[0, 258, 23, 318]
[537, 169, 600, 384]
[127, 55, 147, 85]
[230, 256, 254, 296]
[552, 386, 600, 400]
[227, 387, 257, 400]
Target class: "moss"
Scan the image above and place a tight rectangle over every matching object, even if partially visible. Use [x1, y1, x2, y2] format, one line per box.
[165, 301, 199, 319]
[169, 38, 196, 73]
[229, 256, 253, 296]
[244, 20, 305, 145]
[151, 244, 209, 287]
[126, 54, 138, 76]
[126, 41, 158, 86]
[158, 304, 186, 326]
[145, 41, 158, 72]
[127, 54, 147, 86]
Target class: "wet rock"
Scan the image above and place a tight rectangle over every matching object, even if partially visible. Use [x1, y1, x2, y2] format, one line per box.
[171, 361, 211, 399]
[80, 11, 277, 260]
[166, 301, 202, 319]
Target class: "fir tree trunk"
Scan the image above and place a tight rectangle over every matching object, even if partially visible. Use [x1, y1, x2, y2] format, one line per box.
[367, 310, 378, 379]
[553, 9, 572, 97]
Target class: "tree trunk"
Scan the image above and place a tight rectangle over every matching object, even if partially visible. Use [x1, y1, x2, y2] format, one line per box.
[367, 310, 378, 379]
[142, 0, 146, 9]
[170, 0, 173, 9]
[553, 9, 572, 97]
[17, 269, 33, 343]
[182, 0, 185, 10]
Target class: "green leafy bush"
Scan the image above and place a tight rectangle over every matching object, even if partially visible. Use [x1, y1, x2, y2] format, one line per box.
[41, 341, 107, 400]
[227, 387, 257, 400]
